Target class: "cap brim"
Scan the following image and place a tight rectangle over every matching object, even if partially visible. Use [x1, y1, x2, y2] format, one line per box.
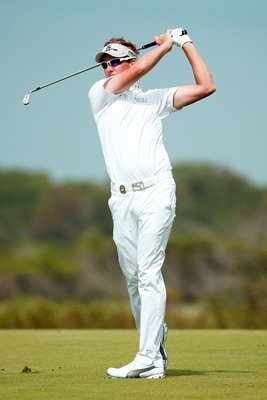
[95, 43, 137, 63]
[95, 52, 108, 63]
[95, 49, 129, 63]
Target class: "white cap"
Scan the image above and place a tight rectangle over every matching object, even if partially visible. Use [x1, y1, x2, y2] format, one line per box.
[95, 43, 137, 63]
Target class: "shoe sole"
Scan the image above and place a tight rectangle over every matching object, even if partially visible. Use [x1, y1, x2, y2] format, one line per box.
[107, 368, 165, 379]
[143, 373, 165, 379]
[108, 374, 165, 379]
[139, 367, 165, 379]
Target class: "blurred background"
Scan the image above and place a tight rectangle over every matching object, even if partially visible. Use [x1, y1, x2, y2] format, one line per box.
[0, 1, 266, 328]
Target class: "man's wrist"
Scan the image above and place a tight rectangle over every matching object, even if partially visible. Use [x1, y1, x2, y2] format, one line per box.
[181, 38, 193, 48]
[171, 28, 192, 48]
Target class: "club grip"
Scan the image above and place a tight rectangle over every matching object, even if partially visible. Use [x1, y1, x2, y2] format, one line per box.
[138, 41, 157, 50]
[139, 30, 187, 51]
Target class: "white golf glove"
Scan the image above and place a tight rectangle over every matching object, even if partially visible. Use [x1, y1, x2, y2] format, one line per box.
[171, 28, 192, 48]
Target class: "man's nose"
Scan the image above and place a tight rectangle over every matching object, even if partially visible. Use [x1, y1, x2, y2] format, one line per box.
[106, 63, 115, 71]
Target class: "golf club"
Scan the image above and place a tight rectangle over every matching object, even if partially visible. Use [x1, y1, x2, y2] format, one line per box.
[22, 62, 102, 106]
[22, 41, 157, 106]
[23, 30, 187, 105]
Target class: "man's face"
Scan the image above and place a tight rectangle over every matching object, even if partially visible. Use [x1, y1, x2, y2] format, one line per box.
[102, 55, 135, 78]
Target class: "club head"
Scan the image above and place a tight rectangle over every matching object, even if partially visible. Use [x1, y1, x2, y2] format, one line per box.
[23, 92, 31, 105]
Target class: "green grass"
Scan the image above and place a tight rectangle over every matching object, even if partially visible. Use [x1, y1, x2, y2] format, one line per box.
[0, 330, 266, 400]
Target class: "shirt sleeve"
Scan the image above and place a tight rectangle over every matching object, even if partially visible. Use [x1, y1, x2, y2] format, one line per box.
[88, 78, 118, 121]
[148, 87, 182, 119]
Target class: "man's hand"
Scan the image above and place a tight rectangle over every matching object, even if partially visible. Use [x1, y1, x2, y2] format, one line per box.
[171, 28, 192, 48]
[154, 29, 173, 52]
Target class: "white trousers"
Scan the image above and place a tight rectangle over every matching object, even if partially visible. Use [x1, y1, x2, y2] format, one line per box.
[108, 177, 176, 364]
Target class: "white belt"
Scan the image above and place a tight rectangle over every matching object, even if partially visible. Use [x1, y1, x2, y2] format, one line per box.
[111, 171, 173, 194]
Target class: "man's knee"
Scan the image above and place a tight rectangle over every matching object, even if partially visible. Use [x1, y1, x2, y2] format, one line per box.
[138, 270, 165, 291]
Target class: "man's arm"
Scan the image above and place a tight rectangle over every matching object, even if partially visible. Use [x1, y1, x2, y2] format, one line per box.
[104, 28, 216, 104]
[104, 30, 174, 94]
[173, 42, 216, 109]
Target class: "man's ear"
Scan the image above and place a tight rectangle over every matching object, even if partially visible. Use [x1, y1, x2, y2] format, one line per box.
[130, 59, 137, 66]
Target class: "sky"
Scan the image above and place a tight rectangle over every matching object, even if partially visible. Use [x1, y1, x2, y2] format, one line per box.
[0, 0, 266, 186]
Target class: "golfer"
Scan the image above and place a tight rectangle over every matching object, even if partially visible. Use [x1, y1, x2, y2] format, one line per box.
[88, 28, 216, 379]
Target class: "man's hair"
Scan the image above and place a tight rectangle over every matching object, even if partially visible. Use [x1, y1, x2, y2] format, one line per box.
[104, 37, 139, 56]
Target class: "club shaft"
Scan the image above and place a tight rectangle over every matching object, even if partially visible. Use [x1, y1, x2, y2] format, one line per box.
[26, 32, 187, 95]
[30, 40, 159, 93]
[24, 40, 160, 101]
[31, 63, 101, 93]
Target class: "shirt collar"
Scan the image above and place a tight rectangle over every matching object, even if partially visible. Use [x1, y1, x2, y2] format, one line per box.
[128, 82, 140, 92]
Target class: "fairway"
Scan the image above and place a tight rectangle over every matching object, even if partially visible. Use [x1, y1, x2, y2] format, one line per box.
[0, 330, 266, 400]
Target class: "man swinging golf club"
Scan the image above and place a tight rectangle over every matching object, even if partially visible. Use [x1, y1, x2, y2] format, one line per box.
[88, 27, 216, 379]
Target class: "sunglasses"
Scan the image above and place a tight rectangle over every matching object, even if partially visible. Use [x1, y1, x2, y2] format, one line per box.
[101, 57, 135, 70]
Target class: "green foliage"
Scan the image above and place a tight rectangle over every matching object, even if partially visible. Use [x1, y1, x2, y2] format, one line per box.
[32, 182, 112, 241]
[0, 242, 79, 278]
[0, 169, 113, 244]
[172, 163, 266, 237]
[0, 165, 267, 328]
[1, 164, 266, 243]
[0, 170, 50, 243]
[0, 297, 135, 329]
[167, 235, 216, 260]
[205, 245, 267, 328]
[0, 291, 266, 329]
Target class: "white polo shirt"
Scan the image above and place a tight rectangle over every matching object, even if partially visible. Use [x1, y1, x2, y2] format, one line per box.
[88, 79, 180, 184]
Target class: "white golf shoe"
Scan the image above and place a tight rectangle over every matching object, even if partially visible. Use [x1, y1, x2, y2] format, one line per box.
[107, 359, 165, 379]
[160, 322, 168, 369]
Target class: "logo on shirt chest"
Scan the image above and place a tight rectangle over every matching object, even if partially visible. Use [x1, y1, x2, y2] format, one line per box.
[133, 96, 148, 103]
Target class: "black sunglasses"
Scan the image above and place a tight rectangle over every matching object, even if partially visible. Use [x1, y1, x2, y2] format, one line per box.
[101, 57, 135, 70]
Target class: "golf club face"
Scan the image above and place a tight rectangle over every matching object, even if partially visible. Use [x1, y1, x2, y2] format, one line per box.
[23, 91, 31, 105]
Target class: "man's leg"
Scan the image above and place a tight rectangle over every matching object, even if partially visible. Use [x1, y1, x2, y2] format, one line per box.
[110, 194, 141, 329]
[106, 180, 175, 378]
[136, 179, 176, 365]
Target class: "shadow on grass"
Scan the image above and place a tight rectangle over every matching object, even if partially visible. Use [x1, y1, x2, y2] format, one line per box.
[167, 369, 207, 377]
[167, 369, 253, 377]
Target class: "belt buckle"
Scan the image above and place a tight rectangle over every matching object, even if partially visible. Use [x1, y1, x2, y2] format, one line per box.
[132, 181, 145, 191]
[119, 185, 126, 194]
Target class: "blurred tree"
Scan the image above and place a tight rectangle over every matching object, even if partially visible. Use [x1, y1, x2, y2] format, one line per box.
[33, 184, 92, 241]
[172, 163, 266, 238]
[1, 165, 266, 243]
[0, 170, 50, 243]
[32, 182, 112, 241]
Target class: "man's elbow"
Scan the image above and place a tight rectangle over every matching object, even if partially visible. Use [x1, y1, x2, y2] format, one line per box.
[203, 82, 216, 97]
[134, 60, 148, 75]
[209, 83, 216, 95]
